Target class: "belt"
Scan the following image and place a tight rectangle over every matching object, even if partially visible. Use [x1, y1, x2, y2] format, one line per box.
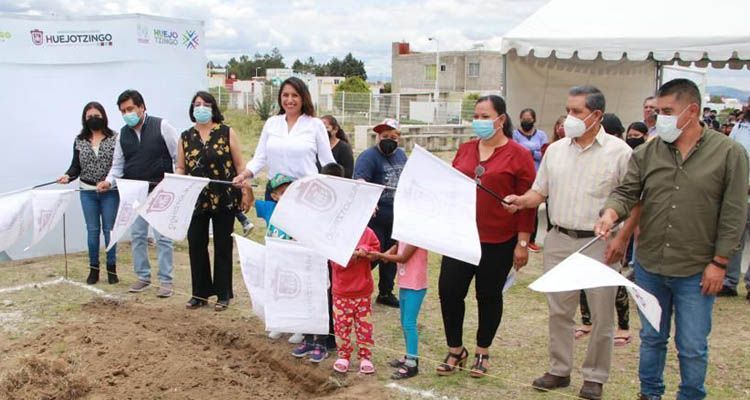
[554, 225, 596, 239]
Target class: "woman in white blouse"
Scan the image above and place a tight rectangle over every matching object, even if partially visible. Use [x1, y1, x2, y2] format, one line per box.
[233, 77, 335, 197]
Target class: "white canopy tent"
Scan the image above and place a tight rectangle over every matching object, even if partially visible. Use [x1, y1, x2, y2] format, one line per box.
[0, 14, 207, 260]
[500, 0, 750, 135]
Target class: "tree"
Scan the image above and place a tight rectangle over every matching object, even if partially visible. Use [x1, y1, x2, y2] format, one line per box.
[382, 82, 392, 93]
[709, 95, 723, 104]
[336, 76, 370, 93]
[227, 48, 286, 79]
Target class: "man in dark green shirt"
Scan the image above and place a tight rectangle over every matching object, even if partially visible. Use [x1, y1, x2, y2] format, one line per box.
[596, 79, 749, 400]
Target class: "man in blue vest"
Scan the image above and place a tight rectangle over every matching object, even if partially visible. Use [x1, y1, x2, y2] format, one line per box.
[98, 89, 178, 298]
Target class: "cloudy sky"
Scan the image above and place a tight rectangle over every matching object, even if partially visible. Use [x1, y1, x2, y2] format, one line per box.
[3, 0, 749, 90]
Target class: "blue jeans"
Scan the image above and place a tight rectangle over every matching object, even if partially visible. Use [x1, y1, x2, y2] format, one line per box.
[399, 288, 426, 358]
[79, 190, 119, 267]
[131, 216, 173, 283]
[634, 261, 715, 400]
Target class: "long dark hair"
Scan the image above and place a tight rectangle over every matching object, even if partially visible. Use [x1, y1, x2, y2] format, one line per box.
[476, 95, 513, 138]
[78, 101, 114, 140]
[189, 91, 224, 123]
[321, 115, 349, 143]
[278, 77, 316, 117]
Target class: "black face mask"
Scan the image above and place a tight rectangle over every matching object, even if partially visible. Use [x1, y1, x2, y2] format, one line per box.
[520, 121, 535, 132]
[626, 137, 645, 149]
[378, 138, 398, 155]
[86, 116, 106, 131]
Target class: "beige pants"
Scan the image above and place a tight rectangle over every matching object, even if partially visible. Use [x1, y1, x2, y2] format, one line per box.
[543, 229, 617, 384]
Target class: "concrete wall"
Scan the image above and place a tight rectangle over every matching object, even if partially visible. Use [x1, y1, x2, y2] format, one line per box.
[354, 124, 474, 152]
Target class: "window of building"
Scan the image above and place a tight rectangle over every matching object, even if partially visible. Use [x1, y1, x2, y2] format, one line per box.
[425, 64, 436, 80]
[468, 62, 480, 77]
[440, 64, 447, 72]
[334, 79, 340, 84]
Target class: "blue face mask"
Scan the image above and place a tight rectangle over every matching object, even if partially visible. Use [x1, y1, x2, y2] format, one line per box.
[472, 117, 500, 140]
[123, 112, 141, 128]
[193, 106, 213, 124]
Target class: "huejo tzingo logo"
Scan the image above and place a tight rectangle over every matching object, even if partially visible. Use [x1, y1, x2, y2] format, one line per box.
[153, 29, 179, 45]
[30, 28, 113, 46]
[183, 30, 198, 49]
[0, 31, 11, 42]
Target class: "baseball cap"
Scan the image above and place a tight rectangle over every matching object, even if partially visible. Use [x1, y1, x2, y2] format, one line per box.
[373, 118, 400, 134]
[269, 173, 295, 190]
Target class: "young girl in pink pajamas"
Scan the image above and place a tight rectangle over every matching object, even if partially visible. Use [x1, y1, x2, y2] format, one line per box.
[330, 226, 380, 374]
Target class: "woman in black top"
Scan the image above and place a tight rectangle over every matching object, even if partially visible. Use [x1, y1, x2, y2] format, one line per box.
[176, 91, 250, 311]
[321, 115, 354, 178]
[57, 102, 120, 285]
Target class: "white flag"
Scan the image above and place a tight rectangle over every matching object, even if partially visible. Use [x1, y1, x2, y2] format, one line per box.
[0, 191, 32, 253]
[393, 145, 481, 265]
[137, 174, 209, 241]
[270, 175, 383, 266]
[529, 252, 662, 332]
[26, 189, 75, 250]
[233, 234, 267, 318]
[107, 179, 149, 251]
[263, 237, 330, 335]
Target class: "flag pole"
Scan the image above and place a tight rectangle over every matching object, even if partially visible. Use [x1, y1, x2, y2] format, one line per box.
[63, 213, 69, 280]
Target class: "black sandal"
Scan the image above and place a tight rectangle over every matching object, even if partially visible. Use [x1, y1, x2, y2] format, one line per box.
[186, 298, 207, 309]
[469, 353, 489, 378]
[436, 347, 468, 376]
[391, 359, 419, 380]
[214, 299, 229, 311]
[388, 357, 406, 368]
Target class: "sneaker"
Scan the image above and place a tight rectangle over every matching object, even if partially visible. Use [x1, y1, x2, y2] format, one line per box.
[288, 333, 305, 344]
[376, 293, 400, 308]
[156, 283, 174, 298]
[147, 237, 156, 247]
[128, 280, 151, 293]
[268, 331, 282, 340]
[717, 286, 738, 297]
[309, 347, 329, 363]
[242, 220, 255, 236]
[528, 242, 542, 253]
[291, 342, 316, 358]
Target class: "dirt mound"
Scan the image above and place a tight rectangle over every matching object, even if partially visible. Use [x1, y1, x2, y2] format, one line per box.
[0, 356, 91, 400]
[0, 298, 388, 399]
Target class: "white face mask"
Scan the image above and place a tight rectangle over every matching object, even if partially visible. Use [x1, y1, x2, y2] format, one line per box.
[563, 113, 593, 138]
[655, 107, 689, 143]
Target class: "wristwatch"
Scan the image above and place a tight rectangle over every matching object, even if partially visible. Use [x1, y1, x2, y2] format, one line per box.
[518, 240, 528, 248]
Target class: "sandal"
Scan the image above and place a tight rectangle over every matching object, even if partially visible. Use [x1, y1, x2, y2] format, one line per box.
[186, 298, 207, 309]
[469, 353, 489, 378]
[391, 359, 418, 380]
[614, 335, 632, 346]
[388, 357, 406, 368]
[575, 327, 592, 340]
[359, 359, 375, 375]
[333, 358, 350, 373]
[214, 299, 229, 311]
[436, 347, 468, 376]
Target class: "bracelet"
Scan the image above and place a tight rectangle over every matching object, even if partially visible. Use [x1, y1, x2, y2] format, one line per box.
[710, 260, 728, 270]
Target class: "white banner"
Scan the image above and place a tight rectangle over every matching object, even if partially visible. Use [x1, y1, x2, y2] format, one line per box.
[270, 175, 383, 266]
[0, 192, 32, 253]
[263, 238, 330, 335]
[233, 234, 267, 319]
[107, 179, 150, 251]
[393, 145, 482, 265]
[26, 189, 75, 250]
[529, 252, 662, 332]
[137, 174, 209, 241]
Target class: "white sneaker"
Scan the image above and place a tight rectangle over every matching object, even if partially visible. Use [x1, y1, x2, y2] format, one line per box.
[288, 333, 305, 344]
[242, 220, 254, 236]
[268, 331, 282, 340]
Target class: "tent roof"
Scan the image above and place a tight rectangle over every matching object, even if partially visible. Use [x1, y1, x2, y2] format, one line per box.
[501, 0, 750, 66]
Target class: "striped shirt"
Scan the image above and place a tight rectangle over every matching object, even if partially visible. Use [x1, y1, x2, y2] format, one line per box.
[532, 127, 632, 230]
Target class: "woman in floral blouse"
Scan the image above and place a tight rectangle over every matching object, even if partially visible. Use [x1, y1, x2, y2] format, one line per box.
[176, 91, 250, 311]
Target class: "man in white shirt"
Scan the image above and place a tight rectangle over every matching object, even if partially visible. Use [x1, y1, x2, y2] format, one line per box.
[97, 89, 178, 298]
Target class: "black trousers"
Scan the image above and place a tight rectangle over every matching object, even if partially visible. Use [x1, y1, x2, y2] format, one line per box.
[187, 210, 235, 301]
[439, 238, 516, 348]
[368, 210, 397, 296]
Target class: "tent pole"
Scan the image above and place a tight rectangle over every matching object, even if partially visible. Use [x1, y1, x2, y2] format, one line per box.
[655, 61, 664, 91]
[502, 54, 508, 98]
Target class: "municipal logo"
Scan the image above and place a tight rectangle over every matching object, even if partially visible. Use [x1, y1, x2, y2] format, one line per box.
[296, 180, 336, 212]
[153, 29, 179, 45]
[30, 29, 43, 46]
[147, 191, 175, 212]
[137, 24, 149, 44]
[183, 30, 199, 49]
[0, 31, 11, 43]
